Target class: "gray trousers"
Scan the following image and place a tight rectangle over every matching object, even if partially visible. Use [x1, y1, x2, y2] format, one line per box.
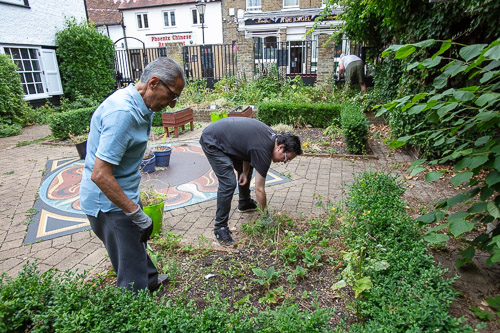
[200, 140, 253, 229]
[87, 210, 158, 292]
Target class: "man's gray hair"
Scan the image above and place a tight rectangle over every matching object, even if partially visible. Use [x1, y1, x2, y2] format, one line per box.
[140, 57, 185, 86]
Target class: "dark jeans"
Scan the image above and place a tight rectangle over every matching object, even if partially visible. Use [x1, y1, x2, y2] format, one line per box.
[200, 140, 253, 229]
[87, 210, 158, 292]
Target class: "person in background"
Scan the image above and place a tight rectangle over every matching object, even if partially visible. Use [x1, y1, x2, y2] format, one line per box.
[338, 53, 367, 94]
[80, 57, 185, 293]
[199, 117, 302, 246]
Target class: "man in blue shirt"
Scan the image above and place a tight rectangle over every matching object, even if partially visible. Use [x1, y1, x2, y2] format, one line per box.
[80, 57, 185, 292]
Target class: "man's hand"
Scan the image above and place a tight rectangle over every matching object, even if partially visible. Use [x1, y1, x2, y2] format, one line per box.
[125, 206, 153, 242]
[238, 173, 248, 186]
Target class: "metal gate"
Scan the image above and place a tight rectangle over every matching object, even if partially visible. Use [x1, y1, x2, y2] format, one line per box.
[253, 40, 317, 85]
[182, 44, 237, 88]
[114, 47, 169, 87]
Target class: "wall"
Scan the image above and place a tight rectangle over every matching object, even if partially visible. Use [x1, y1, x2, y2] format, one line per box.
[120, 2, 223, 49]
[0, 0, 87, 47]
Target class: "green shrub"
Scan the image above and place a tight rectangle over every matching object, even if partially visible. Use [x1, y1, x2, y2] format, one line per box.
[340, 104, 368, 154]
[257, 102, 341, 128]
[378, 40, 500, 266]
[1, 262, 334, 332]
[341, 171, 470, 332]
[56, 18, 115, 101]
[0, 54, 32, 136]
[49, 106, 96, 139]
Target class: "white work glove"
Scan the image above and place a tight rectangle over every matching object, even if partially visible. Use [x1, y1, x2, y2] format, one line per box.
[125, 206, 153, 242]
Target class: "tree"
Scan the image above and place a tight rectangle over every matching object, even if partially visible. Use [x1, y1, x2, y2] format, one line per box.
[56, 18, 115, 102]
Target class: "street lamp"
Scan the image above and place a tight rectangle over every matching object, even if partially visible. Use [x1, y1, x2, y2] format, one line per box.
[195, 0, 206, 45]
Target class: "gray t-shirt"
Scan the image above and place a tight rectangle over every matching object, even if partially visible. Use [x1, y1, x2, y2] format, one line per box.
[200, 117, 276, 177]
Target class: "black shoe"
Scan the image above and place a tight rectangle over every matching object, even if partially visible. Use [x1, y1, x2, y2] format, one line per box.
[237, 199, 258, 213]
[149, 274, 169, 292]
[214, 227, 235, 246]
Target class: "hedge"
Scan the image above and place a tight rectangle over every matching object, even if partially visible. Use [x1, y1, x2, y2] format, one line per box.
[340, 104, 368, 154]
[341, 171, 470, 332]
[49, 106, 97, 139]
[257, 102, 341, 128]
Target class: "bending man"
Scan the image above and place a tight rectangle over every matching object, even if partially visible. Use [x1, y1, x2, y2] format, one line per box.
[199, 117, 302, 246]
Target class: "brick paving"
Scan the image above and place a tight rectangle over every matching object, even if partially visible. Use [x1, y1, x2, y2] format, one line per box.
[0, 123, 497, 297]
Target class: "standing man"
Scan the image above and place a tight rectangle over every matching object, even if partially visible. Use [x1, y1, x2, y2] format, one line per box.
[199, 117, 302, 246]
[80, 57, 185, 292]
[338, 54, 367, 94]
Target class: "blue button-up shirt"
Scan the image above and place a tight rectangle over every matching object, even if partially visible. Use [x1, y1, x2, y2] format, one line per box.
[80, 84, 153, 217]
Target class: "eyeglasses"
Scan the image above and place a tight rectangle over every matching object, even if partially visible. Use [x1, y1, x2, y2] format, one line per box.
[159, 79, 180, 102]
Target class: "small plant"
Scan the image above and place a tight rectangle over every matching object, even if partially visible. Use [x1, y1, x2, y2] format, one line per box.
[259, 286, 286, 304]
[139, 188, 164, 206]
[302, 246, 323, 270]
[271, 123, 294, 134]
[252, 266, 281, 289]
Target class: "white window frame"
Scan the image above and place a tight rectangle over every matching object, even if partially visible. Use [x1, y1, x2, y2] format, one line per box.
[283, 0, 299, 9]
[163, 10, 176, 28]
[136, 13, 149, 30]
[191, 8, 204, 25]
[0, 0, 29, 7]
[0, 45, 63, 100]
[246, 0, 261, 12]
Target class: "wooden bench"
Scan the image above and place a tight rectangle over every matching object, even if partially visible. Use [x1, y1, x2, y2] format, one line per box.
[227, 106, 254, 118]
[161, 108, 194, 138]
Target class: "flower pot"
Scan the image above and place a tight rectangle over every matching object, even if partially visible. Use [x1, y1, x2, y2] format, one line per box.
[210, 112, 228, 123]
[153, 146, 172, 167]
[75, 140, 87, 160]
[141, 155, 156, 173]
[143, 196, 165, 237]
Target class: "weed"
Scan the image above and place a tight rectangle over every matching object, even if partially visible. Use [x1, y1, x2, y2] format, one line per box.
[2, 170, 14, 175]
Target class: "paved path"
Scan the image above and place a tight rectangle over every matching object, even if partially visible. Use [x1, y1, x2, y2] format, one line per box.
[0, 124, 497, 307]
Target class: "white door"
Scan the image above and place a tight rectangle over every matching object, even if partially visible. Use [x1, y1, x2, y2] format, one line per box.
[41, 49, 63, 96]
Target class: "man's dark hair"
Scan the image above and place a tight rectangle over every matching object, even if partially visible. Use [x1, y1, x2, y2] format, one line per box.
[277, 133, 302, 155]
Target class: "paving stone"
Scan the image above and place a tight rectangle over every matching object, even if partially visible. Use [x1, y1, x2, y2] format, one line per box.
[42, 247, 77, 266]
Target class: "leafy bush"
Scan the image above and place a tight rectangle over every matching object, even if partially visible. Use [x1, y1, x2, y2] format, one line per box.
[0, 263, 334, 332]
[341, 171, 470, 332]
[56, 18, 115, 101]
[49, 106, 96, 139]
[378, 39, 500, 267]
[257, 102, 341, 128]
[0, 54, 32, 137]
[340, 104, 368, 154]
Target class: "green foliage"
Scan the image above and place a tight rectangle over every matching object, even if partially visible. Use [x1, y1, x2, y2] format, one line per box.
[1, 262, 333, 332]
[319, 0, 499, 58]
[258, 102, 341, 127]
[49, 106, 96, 139]
[340, 103, 368, 154]
[0, 54, 33, 136]
[378, 39, 500, 267]
[342, 171, 471, 332]
[179, 79, 210, 106]
[56, 18, 115, 101]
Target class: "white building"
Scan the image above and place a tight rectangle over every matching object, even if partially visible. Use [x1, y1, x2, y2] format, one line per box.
[118, 0, 223, 49]
[0, 0, 88, 105]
